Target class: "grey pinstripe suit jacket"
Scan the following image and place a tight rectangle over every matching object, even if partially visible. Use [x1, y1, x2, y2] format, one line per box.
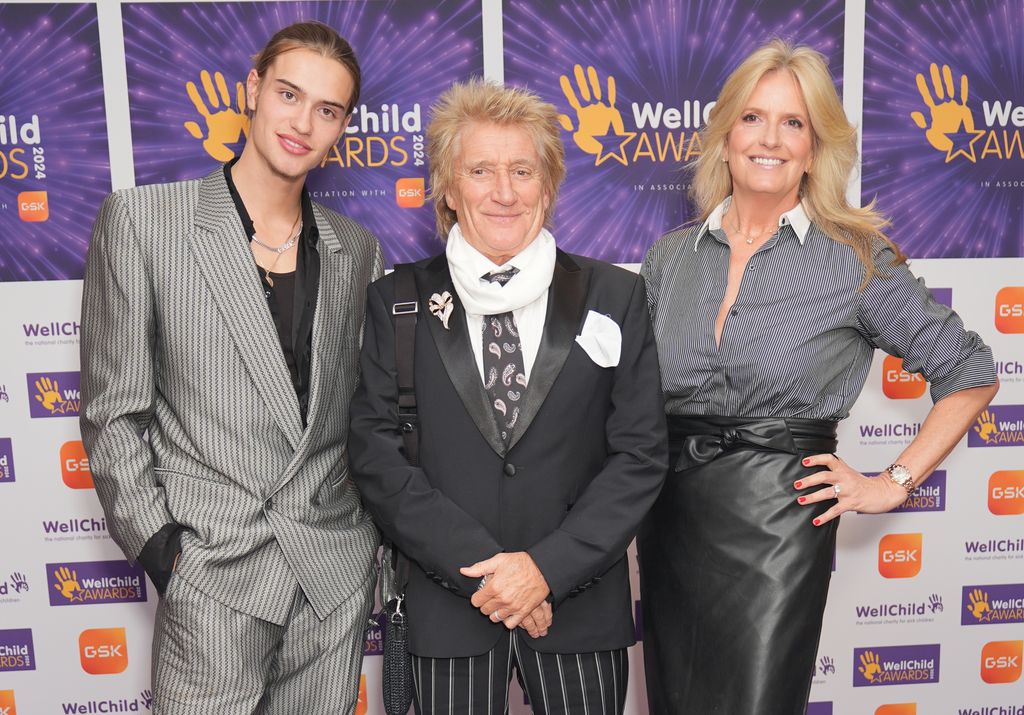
[80, 167, 382, 625]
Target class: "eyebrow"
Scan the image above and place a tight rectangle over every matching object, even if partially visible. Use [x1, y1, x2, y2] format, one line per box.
[742, 105, 807, 119]
[275, 78, 348, 113]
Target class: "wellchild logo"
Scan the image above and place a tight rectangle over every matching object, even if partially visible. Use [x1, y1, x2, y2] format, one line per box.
[876, 706, 916, 715]
[965, 537, 1024, 560]
[989, 471, 1024, 515]
[970, 406, 1024, 447]
[79, 627, 128, 675]
[0, 629, 35, 672]
[962, 584, 1024, 626]
[42, 516, 108, 543]
[364, 611, 384, 656]
[879, 533, 923, 578]
[26, 371, 80, 418]
[855, 594, 942, 625]
[60, 690, 153, 713]
[60, 441, 93, 489]
[806, 703, 832, 715]
[0, 439, 13, 483]
[981, 641, 1023, 684]
[47, 561, 147, 607]
[868, 470, 945, 513]
[0, 572, 29, 600]
[854, 644, 940, 686]
[557, 64, 712, 168]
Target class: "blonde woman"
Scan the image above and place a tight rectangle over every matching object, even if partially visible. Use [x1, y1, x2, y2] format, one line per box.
[638, 39, 997, 714]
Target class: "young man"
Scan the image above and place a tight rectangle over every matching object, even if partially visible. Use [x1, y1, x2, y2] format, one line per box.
[80, 22, 380, 714]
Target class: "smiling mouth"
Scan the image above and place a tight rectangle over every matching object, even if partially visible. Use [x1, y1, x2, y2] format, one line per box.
[278, 134, 311, 153]
[750, 156, 785, 167]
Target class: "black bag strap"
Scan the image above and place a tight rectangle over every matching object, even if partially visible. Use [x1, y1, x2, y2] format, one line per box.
[388, 263, 418, 593]
[392, 262, 419, 466]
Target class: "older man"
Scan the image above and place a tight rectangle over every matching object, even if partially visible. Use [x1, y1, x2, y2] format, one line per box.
[348, 80, 667, 713]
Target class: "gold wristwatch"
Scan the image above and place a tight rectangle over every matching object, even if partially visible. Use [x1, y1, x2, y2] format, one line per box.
[886, 463, 915, 495]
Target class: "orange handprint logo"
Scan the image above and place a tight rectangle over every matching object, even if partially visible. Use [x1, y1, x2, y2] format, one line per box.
[35, 376, 65, 414]
[858, 650, 882, 682]
[974, 409, 998, 444]
[54, 566, 83, 602]
[558, 65, 635, 167]
[910, 63, 984, 163]
[184, 70, 250, 162]
[968, 588, 992, 622]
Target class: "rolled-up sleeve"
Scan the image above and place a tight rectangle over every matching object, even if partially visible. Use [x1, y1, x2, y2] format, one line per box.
[857, 243, 997, 403]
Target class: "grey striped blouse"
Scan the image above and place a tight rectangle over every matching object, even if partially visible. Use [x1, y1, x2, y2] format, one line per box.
[641, 203, 997, 420]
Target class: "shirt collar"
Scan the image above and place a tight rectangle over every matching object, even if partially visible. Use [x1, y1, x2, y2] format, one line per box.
[694, 196, 811, 250]
[223, 157, 319, 247]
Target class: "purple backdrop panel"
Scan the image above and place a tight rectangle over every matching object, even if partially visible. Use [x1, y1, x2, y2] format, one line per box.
[504, 0, 844, 263]
[122, 1, 483, 265]
[863, 0, 1024, 257]
[0, 3, 110, 282]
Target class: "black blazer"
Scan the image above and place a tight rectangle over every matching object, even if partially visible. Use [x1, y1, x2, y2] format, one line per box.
[349, 250, 667, 657]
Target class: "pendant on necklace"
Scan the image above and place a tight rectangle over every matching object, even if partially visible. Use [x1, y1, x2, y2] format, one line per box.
[745, 237, 754, 245]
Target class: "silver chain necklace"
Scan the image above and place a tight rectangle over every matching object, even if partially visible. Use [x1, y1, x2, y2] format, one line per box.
[251, 230, 300, 254]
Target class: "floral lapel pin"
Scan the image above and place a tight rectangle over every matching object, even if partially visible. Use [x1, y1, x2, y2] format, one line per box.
[428, 291, 454, 330]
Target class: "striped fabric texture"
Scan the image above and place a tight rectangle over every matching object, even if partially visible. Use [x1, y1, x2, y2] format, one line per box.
[641, 220, 997, 419]
[80, 167, 383, 625]
[411, 629, 628, 715]
[151, 570, 375, 714]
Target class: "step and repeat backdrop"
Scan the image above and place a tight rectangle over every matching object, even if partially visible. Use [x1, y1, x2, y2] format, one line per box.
[0, 0, 1021, 713]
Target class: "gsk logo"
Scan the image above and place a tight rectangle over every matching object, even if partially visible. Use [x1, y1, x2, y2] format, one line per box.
[981, 640, 1022, 684]
[876, 706, 916, 715]
[356, 674, 368, 715]
[79, 627, 128, 675]
[395, 177, 425, 208]
[0, 689, 14, 715]
[60, 441, 93, 489]
[882, 356, 927, 399]
[17, 191, 48, 222]
[995, 287, 1024, 334]
[878, 533, 922, 579]
[989, 471, 1024, 515]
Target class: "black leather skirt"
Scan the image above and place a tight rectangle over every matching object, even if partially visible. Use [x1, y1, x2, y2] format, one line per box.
[638, 415, 840, 715]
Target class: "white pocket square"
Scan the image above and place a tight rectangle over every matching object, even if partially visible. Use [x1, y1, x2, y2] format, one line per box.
[575, 310, 621, 368]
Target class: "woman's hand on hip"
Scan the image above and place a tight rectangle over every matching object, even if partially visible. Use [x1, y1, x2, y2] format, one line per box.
[794, 453, 908, 526]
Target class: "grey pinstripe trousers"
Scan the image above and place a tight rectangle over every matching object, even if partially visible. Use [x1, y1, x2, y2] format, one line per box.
[151, 571, 375, 714]
[411, 630, 627, 715]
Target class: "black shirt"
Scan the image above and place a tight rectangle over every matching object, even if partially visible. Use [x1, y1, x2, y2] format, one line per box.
[223, 158, 320, 426]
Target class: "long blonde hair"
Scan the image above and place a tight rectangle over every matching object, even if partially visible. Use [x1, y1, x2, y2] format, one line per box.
[692, 39, 905, 280]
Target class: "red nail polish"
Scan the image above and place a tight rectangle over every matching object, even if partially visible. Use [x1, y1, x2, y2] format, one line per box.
[813, 518, 821, 526]
[794, 481, 803, 489]
[802, 458, 810, 466]
[798, 496, 806, 504]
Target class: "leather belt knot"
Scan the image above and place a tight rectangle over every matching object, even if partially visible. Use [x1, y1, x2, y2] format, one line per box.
[673, 418, 798, 472]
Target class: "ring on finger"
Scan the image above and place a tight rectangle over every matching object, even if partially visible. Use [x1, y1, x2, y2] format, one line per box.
[833, 484, 841, 498]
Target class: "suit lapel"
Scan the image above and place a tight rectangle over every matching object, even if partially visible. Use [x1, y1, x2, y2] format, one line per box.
[188, 169, 304, 450]
[419, 255, 506, 456]
[299, 206, 351, 437]
[508, 250, 588, 450]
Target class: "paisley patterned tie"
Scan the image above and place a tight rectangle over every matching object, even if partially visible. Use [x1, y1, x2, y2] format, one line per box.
[481, 269, 527, 444]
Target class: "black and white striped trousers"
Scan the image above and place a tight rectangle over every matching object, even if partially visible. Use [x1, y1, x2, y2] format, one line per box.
[411, 629, 628, 714]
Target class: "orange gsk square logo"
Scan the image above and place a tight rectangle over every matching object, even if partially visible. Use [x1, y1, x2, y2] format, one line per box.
[878, 533, 922, 578]
[995, 287, 1024, 333]
[395, 177, 425, 208]
[17, 191, 48, 222]
[79, 627, 128, 675]
[882, 356, 927, 399]
[60, 440, 93, 489]
[876, 705, 916, 715]
[355, 674, 368, 715]
[0, 689, 15, 715]
[981, 640, 1022, 684]
[989, 471, 1024, 515]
